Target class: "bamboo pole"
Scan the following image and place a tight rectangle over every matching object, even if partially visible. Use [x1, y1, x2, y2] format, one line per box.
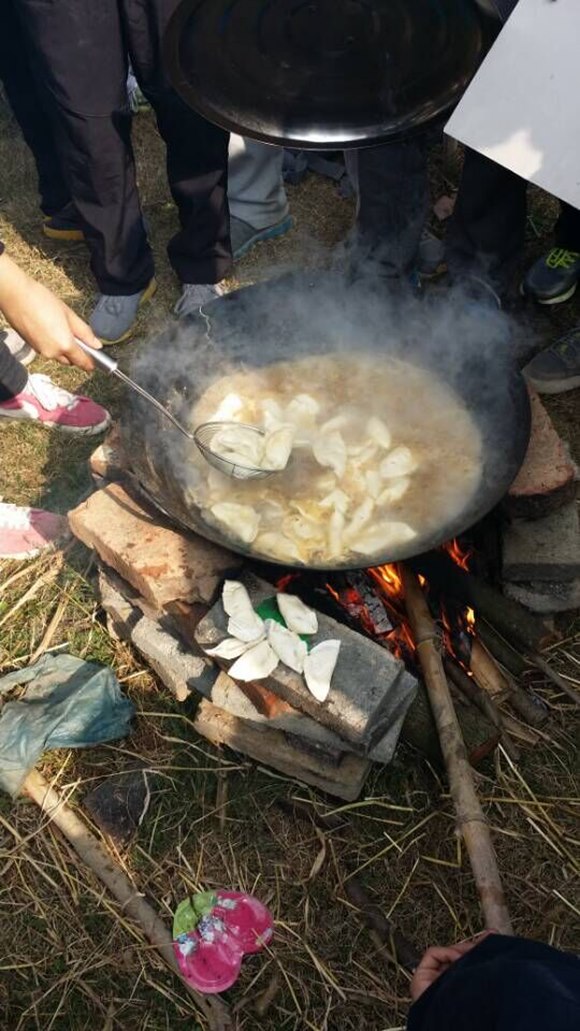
[23, 770, 232, 1031]
[400, 567, 513, 936]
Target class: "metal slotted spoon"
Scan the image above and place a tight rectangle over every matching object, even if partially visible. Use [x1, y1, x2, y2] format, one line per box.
[76, 340, 277, 480]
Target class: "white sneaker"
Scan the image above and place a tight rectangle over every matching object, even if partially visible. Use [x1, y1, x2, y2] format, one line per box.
[1, 328, 36, 367]
[174, 283, 225, 318]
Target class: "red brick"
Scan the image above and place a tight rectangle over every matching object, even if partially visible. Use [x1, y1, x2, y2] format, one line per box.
[507, 389, 576, 518]
[69, 483, 242, 610]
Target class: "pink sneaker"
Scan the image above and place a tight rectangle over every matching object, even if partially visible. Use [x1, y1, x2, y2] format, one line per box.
[0, 373, 111, 435]
[0, 503, 69, 560]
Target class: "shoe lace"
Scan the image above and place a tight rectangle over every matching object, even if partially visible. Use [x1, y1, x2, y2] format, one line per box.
[554, 331, 580, 367]
[28, 374, 78, 412]
[174, 284, 222, 316]
[546, 248, 580, 270]
[0, 503, 34, 530]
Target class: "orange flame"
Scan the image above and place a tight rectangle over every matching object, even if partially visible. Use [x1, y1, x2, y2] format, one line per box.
[444, 537, 473, 571]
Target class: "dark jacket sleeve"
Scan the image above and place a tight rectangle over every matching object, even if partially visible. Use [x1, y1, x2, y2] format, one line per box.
[408, 935, 580, 1031]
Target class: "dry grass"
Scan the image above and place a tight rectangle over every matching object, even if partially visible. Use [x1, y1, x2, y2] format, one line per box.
[0, 110, 579, 1030]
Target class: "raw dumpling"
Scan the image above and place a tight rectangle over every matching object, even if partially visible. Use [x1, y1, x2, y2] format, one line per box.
[266, 620, 308, 673]
[380, 446, 418, 479]
[211, 503, 260, 544]
[312, 431, 347, 479]
[262, 425, 295, 470]
[349, 521, 417, 556]
[261, 398, 283, 431]
[277, 593, 318, 634]
[222, 580, 265, 642]
[377, 476, 410, 507]
[366, 416, 392, 450]
[303, 640, 341, 702]
[228, 639, 279, 681]
[205, 637, 253, 659]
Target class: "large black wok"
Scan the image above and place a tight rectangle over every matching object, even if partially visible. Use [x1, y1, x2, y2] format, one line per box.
[164, 0, 496, 149]
[121, 273, 530, 570]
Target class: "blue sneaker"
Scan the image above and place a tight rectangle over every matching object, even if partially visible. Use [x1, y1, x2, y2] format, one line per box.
[231, 214, 293, 259]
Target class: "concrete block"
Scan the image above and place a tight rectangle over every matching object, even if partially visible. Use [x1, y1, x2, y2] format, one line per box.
[503, 502, 580, 582]
[193, 700, 372, 801]
[195, 572, 417, 747]
[506, 389, 577, 519]
[69, 482, 242, 609]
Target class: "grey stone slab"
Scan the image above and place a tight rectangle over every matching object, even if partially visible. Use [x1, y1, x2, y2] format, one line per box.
[193, 700, 371, 801]
[502, 503, 580, 582]
[504, 578, 580, 615]
[99, 573, 218, 702]
[195, 572, 417, 747]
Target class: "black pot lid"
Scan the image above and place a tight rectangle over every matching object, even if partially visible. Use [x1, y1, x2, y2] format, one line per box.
[164, 0, 492, 150]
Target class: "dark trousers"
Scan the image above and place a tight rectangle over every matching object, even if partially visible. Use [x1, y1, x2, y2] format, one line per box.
[16, 0, 232, 294]
[0, 0, 69, 216]
[345, 137, 430, 276]
[447, 148, 580, 292]
[0, 338, 28, 403]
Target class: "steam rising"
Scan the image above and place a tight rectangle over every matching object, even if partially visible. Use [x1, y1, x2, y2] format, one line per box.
[122, 269, 527, 567]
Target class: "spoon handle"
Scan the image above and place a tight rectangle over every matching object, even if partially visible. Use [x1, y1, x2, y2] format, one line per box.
[74, 339, 194, 440]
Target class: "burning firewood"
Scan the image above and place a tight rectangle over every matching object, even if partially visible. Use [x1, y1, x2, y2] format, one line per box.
[401, 565, 513, 936]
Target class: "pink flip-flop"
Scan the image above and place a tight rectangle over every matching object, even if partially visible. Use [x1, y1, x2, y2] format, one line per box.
[172, 890, 274, 995]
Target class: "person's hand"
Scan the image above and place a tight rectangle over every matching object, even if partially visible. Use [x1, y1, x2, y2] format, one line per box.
[410, 932, 494, 1003]
[0, 252, 101, 373]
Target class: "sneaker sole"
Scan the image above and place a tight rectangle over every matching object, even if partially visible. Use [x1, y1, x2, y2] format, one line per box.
[520, 280, 578, 305]
[234, 216, 294, 260]
[42, 225, 85, 242]
[525, 372, 580, 395]
[99, 278, 158, 346]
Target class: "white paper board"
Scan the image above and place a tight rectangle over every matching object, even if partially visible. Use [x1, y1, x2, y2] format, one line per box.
[445, 0, 580, 209]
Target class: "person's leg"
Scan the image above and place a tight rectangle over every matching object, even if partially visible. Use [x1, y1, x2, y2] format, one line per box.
[228, 137, 292, 258]
[345, 137, 430, 278]
[446, 148, 528, 295]
[16, 0, 154, 311]
[0, 0, 69, 218]
[124, 0, 231, 297]
[0, 340, 28, 402]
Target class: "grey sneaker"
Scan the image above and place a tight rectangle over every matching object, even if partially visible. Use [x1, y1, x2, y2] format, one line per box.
[174, 282, 225, 318]
[230, 214, 293, 259]
[523, 327, 580, 394]
[1, 328, 36, 366]
[416, 231, 446, 278]
[90, 279, 156, 344]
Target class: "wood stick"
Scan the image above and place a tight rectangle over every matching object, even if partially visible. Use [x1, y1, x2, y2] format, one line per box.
[344, 876, 421, 971]
[443, 658, 520, 762]
[23, 770, 232, 1031]
[470, 638, 548, 728]
[401, 566, 513, 936]
[526, 651, 580, 707]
